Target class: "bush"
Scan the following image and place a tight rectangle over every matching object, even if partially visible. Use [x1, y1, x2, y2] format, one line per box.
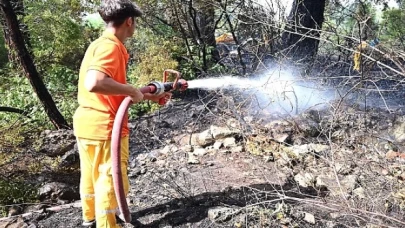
[0, 178, 38, 217]
[126, 27, 181, 117]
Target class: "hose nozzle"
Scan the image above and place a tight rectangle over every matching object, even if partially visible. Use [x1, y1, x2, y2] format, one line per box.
[140, 69, 188, 105]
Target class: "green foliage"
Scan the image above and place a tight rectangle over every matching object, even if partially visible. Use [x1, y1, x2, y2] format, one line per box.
[0, 68, 41, 124]
[127, 27, 179, 85]
[43, 64, 78, 123]
[0, 178, 38, 216]
[24, 3, 88, 70]
[126, 27, 181, 116]
[0, 0, 101, 127]
[381, 8, 405, 44]
[0, 65, 77, 128]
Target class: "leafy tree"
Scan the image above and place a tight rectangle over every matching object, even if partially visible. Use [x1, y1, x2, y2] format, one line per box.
[0, 0, 69, 129]
[381, 8, 405, 48]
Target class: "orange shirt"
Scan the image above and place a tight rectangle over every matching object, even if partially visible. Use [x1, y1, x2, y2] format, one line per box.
[73, 31, 130, 140]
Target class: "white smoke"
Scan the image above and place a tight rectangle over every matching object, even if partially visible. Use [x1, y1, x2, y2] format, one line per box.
[188, 66, 337, 116]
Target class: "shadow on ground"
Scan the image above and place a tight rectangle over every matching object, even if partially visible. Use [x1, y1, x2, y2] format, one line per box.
[130, 179, 326, 228]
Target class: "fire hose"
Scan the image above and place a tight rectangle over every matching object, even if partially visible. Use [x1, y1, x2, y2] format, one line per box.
[111, 69, 188, 223]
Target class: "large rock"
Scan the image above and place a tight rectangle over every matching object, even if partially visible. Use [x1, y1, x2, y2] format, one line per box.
[59, 143, 79, 167]
[38, 182, 79, 204]
[37, 130, 76, 157]
[294, 173, 315, 188]
[223, 137, 236, 148]
[210, 125, 240, 140]
[315, 174, 358, 197]
[197, 129, 215, 146]
[390, 119, 405, 143]
[290, 144, 330, 158]
[0, 217, 29, 228]
[174, 125, 241, 147]
[265, 120, 293, 143]
[208, 206, 239, 222]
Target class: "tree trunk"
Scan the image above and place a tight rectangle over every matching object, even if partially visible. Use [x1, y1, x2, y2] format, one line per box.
[0, 0, 69, 129]
[196, 0, 220, 64]
[282, 0, 326, 62]
[1, 0, 31, 63]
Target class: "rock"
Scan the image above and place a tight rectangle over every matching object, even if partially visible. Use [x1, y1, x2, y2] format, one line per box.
[193, 148, 207, 156]
[335, 162, 354, 175]
[392, 121, 405, 143]
[231, 146, 244, 153]
[140, 167, 147, 174]
[37, 129, 76, 157]
[207, 206, 239, 222]
[213, 141, 223, 150]
[59, 144, 79, 167]
[174, 134, 193, 145]
[0, 217, 29, 228]
[353, 187, 366, 199]
[197, 129, 215, 146]
[183, 145, 193, 152]
[265, 120, 293, 143]
[128, 168, 141, 177]
[329, 212, 342, 219]
[210, 125, 240, 139]
[7, 205, 23, 217]
[299, 119, 320, 137]
[294, 173, 315, 188]
[187, 153, 200, 164]
[223, 137, 236, 148]
[274, 133, 290, 143]
[264, 155, 274, 162]
[303, 212, 315, 224]
[315, 176, 328, 190]
[290, 144, 329, 158]
[38, 182, 79, 203]
[264, 120, 292, 130]
[276, 151, 294, 167]
[156, 160, 166, 167]
[317, 174, 358, 197]
[386, 150, 399, 160]
[175, 125, 240, 147]
[220, 149, 231, 154]
[342, 175, 358, 191]
[160, 146, 171, 155]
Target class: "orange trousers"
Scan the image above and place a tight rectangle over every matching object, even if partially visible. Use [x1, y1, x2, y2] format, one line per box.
[77, 136, 130, 228]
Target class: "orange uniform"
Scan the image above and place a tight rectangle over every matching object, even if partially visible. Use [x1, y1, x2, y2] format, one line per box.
[73, 31, 130, 140]
[73, 31, 131, 228]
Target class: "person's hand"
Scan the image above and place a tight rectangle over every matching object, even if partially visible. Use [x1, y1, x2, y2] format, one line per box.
[129, 87, 144, 104]
[143, 92, 172, 104]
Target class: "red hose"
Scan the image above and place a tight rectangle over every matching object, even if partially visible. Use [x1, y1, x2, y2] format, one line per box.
[111, 85, 156, 223]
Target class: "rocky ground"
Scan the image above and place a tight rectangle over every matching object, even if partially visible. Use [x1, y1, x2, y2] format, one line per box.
[1, 88, 405, 228]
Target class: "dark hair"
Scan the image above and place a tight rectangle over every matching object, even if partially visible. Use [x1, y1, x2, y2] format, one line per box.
[98, 0, 143, 26]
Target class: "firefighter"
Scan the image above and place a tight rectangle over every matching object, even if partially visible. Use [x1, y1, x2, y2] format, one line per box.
[72, 1, 170, 227]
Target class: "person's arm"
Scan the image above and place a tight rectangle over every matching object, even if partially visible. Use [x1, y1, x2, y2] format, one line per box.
[85, 43, 144, 103]
[85, 70, 144, 103]
[85, 70, 137, 94]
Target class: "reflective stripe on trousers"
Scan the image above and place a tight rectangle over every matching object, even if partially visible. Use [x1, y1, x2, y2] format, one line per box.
[77, 136, 130, 228]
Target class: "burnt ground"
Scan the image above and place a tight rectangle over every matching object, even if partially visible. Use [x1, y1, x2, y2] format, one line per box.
[1, 83, 405, 228]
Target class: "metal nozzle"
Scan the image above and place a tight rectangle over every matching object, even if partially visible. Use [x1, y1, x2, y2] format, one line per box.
[147, 81, 165, 95]
[177, 79, 188, 91]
